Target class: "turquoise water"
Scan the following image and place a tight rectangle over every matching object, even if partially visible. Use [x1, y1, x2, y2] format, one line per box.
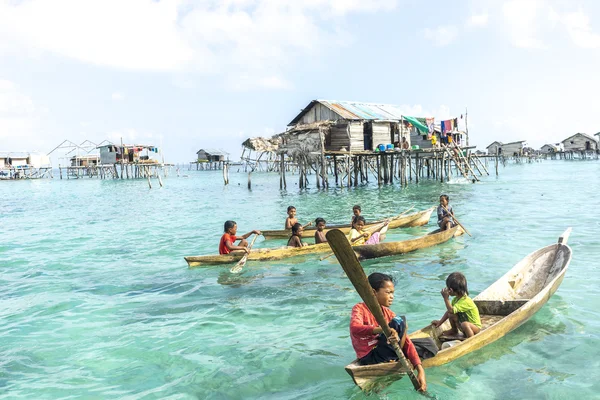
[1, 161, 599, 399]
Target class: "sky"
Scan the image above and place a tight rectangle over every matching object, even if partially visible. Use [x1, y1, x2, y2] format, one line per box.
[1, 0, 600, 163]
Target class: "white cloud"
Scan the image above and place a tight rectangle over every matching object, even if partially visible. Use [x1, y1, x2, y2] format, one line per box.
[561, 10, 600, 48]
[111, 92, 125, 101]
[502, 0, 546, 48]
[0, 0, 398, 90]
[106, 128, 156, 145]
[423, 26, 458, 46]
[468, 14, 489, 27]
[0, 80, 38, 143]
[0, 0, 194, 71]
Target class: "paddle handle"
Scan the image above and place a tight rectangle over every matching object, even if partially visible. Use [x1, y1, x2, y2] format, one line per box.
[391, 205, 415, 220]
[325, 229, 423, 392]
[442, 205, 472, 237]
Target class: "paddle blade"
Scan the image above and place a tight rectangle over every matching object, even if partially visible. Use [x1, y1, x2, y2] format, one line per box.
[229, 234, 259, 274]
[229, 255, 248, 273]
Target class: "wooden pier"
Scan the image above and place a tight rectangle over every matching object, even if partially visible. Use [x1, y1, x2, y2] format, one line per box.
[274, 143, 493, 190]
[58, 162, 171, 179]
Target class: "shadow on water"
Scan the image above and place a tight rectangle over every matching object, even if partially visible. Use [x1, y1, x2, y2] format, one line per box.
[216, 271, 264, 287]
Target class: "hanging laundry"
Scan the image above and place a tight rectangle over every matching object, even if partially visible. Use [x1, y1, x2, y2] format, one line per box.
[442, 119, 453, 134]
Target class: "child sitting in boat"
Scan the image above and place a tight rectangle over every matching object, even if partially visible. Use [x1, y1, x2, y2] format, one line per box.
[437, 194, 455, 231]
[287, 223, 308, 247]
[285, 206, 298, 229]
[351, 205, 361, 228]
[350, 273, 427, 391]
[219, 221, 261, 255]
[431, 272, 481, 338]
[314, 217, 327, 244]
[349, 216, 388, 245]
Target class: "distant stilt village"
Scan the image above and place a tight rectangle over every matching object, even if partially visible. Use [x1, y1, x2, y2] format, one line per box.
[196, 100, 600, 188]
[2, 99, 599, 185]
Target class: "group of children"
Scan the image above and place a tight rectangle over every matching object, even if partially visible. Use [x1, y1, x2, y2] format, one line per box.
[352, 271, 481, 392]
[218, 196, 466, 391]
[220, 194, 456, 254]
[285, 204, 388, 248]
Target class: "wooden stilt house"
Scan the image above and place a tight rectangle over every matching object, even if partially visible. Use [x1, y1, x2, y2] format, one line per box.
[561, 133, 598, 152]
[282, 100, 431, 153]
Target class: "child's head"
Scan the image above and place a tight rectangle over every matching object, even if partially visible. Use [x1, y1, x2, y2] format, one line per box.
[354, 216, 366, 230]
[446, 272, 468, 297]
[287, 206, 296, 217]
[224, 220, 237, 234]
[353, 205, 362, 216]
[315, 217, 326, 231]
[368, 272, 395, 307]
[291, 222, 303, 236]
[440, 194, 449, 206]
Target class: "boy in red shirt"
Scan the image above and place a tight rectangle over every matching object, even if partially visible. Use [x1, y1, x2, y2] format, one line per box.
[349, 272, 427, 391]
[219, 220, 260, 255]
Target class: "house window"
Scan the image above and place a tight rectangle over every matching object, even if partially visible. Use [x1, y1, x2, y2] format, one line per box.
[570, 141, 574, 144]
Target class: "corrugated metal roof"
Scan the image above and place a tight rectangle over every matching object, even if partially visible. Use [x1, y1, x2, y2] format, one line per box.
[196, 148, 229, 156]
[562, 133, 597, 143]
[289, 100, 420, 125]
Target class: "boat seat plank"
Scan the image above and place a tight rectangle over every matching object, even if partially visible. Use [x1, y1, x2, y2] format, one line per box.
[480, 314, 504, 330]
[475, 299, 529, 316]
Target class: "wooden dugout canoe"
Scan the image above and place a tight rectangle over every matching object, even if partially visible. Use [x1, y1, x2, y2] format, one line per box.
[344, 228, 573, 391]
[259, 207, 435, 240]
[354, 225, 463, 260]
[183, 223, 461, 268]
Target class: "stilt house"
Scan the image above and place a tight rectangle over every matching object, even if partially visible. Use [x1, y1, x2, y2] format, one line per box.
[98, 144, 161, 164]
[486, 141, 503, 155]
[540, 143, 563, 153]
[561, 133, 598, 151]
[70, 155, 100, 167]
[281, 100, 431, 155]
[486, 141, 527, 156]
[196, 149, 229, 163]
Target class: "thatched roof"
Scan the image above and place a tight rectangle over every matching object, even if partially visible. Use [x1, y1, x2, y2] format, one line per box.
[242, 137, 281, 152]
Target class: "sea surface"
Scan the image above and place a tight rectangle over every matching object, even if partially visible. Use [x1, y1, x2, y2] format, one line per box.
[1, 160, 599, 400]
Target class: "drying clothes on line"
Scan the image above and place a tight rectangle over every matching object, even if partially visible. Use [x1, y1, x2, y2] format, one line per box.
[442, 119, 454, 134]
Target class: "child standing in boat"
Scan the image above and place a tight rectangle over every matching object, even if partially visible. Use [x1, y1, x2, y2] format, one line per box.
[287, 223, 308, 247]
[349, 216, 388, 245]
[431, 272, 481, 338]
[350, 273, 427, 391]
[437, 194, 454, 231]
[219, 221, 261, 255]
[351, 205, 362, 228]
[314, 218, 327, 244]
[285, 206, 298, 229]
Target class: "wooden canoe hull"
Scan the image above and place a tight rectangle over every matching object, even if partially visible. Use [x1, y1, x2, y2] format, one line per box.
[260, 207, 435, 240]
[345, 229, 572, 391]
[354, 226, 462, 260]
[184, 242, 331, 266]
[184, 222, 459, 268]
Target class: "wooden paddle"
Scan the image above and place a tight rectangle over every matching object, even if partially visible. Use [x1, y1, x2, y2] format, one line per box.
[390, 205, 415, 220]
[230, 234, 260, 273]
[325, 229, 425, 392]
[441, 205, 472, 237]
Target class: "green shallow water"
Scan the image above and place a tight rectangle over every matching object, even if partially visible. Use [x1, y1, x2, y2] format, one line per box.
[1, 160, 599, 399]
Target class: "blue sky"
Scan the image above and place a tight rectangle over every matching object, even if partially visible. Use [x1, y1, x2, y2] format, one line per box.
[1, 0, 600, 163]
